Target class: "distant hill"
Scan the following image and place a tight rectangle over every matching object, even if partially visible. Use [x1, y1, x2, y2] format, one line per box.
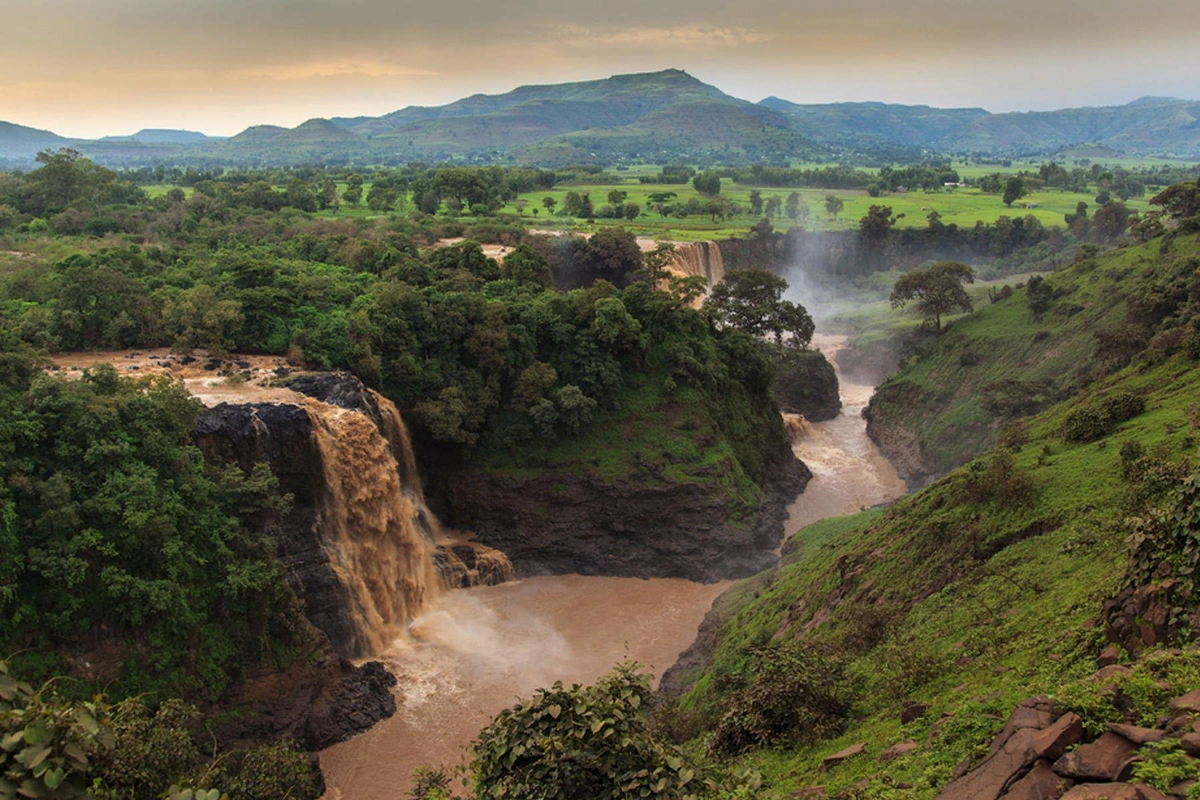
[0, 121, 71, 159]
[764, 95, 1200, 157]
[100, 128, 215, 144]
[2, 72, 1199, 166]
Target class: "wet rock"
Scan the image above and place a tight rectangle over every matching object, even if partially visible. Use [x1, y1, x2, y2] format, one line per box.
[1134, 784, 1170, 800]
[443, 445, 811, 583]
[879, 740, 919, 762]
[302, 660, 398, 750]
[998, 759, 1073, 800]
[1180, 732, 1200, 758]
[1052, 732, 1137, 781]
[822, 743, 864, 768]
[773, 348, 841, 422]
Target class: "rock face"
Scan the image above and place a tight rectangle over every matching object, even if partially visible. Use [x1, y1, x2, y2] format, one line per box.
[863, 403, 930, 489]
[440, 456, 810, 582]
[194, 400, 362, 651]
[773, 349, 841, 422]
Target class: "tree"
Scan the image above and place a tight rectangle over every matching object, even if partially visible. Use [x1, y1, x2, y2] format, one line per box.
[706, 269, 814, 348]
[889, 261, 975, 334]
[692, 170, 721, 196]
[764, 196, 781, 219]
[623, 202, 641, 221]
[542, 196, 557, 214]
[1150, 178, 1200, 219]
[1003, 176, 1026, 207]
[607, 189, 627, 206]
[858, 204, 897, 242]
[749, 189, 763, 216]
[824, 194, 844, 220]
[786, 192, 801, 222]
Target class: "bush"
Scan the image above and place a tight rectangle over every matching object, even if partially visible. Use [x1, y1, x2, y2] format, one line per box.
[709, 641, 851, 757]
[1061, 391, 1146, 442]
[470, 663, 701, 800]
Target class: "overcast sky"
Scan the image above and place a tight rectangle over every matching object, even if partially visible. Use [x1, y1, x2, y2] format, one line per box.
[4, 0, 1199, 138]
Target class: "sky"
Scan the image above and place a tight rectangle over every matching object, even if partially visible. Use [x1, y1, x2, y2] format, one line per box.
[3, 0, 1199, 139]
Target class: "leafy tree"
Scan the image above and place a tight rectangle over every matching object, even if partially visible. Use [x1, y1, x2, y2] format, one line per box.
[748, 190, 763, 216]
[764, 196, 781, 219]
[858, 204, 898, 242]
[1003, 176, 1026, 207]
[691, 170, 721, 197]
[542, 196, 557, 214]
[470, 663, 701, 800]
[622, 202, 640, 221]
[889, 261, 975, 334]
[606, 189, 627, 206]
[706, 269, 814, 348]
[342, 175, 364, 207]
[785, 192, 801, 222]
[823, 194, 843, 219]
[1150, 178, 1200, 219]
[500, 244, 553, 288]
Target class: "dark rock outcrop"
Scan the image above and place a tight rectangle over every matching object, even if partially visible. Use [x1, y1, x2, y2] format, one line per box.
[441, 456, 810, 582]
[194, 401, 360, 652]
[773, 348, 841, 422]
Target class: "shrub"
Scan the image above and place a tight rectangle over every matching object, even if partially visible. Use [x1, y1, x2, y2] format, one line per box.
[1061, 391, 1146, 442]
[709, 641, 851, 757]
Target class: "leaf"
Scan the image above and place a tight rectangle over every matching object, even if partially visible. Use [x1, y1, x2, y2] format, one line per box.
[547, 704, 561, 719]
[22, 722, 49, 746]
[42, 768, 63, 791]
[28, 746, 51, 770]
[17, 778, 44, 798]
[2, 730, 25, 752]
[678, 768, 694, 786]
[0, 673, 17, 701]
[590, 719, 605, 734]
[63, 742, 87, 766]
[74, 708, 98, 735]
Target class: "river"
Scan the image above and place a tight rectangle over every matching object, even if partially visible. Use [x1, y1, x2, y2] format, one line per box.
[318, 330, 907, 798]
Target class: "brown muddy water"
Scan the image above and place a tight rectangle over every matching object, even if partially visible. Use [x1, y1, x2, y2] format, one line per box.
[319, 577, 730, 798]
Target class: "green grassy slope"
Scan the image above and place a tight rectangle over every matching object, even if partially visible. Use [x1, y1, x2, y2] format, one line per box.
[663, 231, 1200, 798]
[866, 231, 1200, 482]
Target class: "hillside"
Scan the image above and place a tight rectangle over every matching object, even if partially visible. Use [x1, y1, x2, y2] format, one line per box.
[659, 227, 1200, 797]
[0, 120, 70, 159]
[864, 228, 1200, 486]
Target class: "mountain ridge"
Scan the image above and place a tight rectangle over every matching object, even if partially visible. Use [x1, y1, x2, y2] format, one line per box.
[3, 70, 1199, 165]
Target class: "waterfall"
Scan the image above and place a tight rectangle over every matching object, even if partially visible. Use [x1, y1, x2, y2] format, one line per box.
[305, 393, 444, 657]
[667, 241, 726, 288]
[783, 412, 813, 442]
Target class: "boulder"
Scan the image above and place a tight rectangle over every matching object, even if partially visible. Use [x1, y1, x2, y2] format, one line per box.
[1180, 732, 1200, 758]
[1060, 785, 1140, 800]
[998, 760, 1073, 800]
[1052, 732, 1137, 781]
[880, 740, 920, 762]
[1032, 713, 1084, 760]
[902, 701, 929, 724]
[822, 743, 865, 769]
[1106, 723, 1165, 745]
[1170, 689, 1200, 714]
[935, 697, 1058, 800]
[1098, 644, 1122, 668]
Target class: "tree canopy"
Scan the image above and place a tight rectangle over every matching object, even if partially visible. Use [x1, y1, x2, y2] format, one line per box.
[705, 269, 814, 349]
[889, 261, 976, 334]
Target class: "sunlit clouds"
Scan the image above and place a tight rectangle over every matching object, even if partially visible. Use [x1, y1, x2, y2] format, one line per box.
[3, 0, 1198, 138]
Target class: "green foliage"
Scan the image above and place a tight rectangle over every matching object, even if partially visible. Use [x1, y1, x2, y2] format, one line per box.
[889, 261, 975, 335]
[709, 641, 851, 757]
[1129, 739, 1200, 792]
[705, 270, 814, 348]
[0, 354, 301, 699]
[1060, 391, 1146, 442]
[470, 663, 702, 800]
[0, 659, 113, 798]
[1126, 464, 1200, 614]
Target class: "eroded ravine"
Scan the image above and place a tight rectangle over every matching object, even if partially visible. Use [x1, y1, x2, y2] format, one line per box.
[783, 332, 908, 533]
